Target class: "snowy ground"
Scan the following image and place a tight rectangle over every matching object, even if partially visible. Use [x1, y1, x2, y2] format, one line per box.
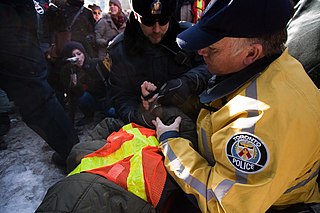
[0, 112, 95, 213]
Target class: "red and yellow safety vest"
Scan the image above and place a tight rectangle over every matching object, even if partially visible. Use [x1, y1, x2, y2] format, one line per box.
[69, 123, 167, 207]
[192, 0, 205, 23]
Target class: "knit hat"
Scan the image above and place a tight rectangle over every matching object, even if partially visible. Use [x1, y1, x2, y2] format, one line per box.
[130, 0, 175, 20]
[177, 0, 293, 51]
[61, 41, 86, 58]
[110, 0, 122, 10]
[88, 4, 102, 12]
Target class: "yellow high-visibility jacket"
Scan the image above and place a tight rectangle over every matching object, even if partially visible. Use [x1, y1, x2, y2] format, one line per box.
[160, 50, 320, 212]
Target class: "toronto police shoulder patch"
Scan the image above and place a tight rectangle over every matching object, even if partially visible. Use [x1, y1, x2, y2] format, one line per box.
[225, 132, 269, 174]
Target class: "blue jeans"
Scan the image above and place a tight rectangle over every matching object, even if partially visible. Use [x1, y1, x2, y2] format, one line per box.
[78, 91, 118, 118]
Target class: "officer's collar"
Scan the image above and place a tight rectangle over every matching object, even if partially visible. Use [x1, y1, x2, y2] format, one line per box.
[200, 54, 280, 104]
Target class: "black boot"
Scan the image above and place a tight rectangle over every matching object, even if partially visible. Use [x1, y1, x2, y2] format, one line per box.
[0, 113, 10, 136]
[51, 152, 66, 167]
[0, 136, 7, 150]
[75, 109, 94, 127]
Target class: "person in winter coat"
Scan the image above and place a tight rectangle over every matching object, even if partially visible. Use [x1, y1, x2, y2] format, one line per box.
[108, 0, 211, 126]
[89, 4, 103, 23]
[60, 41, 114, 126]
[286, 0, 320, 186]
[173, 0, 207, 23]
[45, 0, 96, 106]
[45, 0, 95, 57]
[95, 0, 128, 59]
[66, 0, 211, 171]
[286, 0, 320, 88]
[152, 0, 320, 212]
[0, 0, 79, 166]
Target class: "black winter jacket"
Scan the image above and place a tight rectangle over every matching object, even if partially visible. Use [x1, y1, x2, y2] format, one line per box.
[108, 13, 211, 125]
[60, 58, 109, 102]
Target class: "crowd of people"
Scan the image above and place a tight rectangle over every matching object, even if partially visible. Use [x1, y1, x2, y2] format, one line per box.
[1, 0, 320, 212]
[43, 0, 125, 127]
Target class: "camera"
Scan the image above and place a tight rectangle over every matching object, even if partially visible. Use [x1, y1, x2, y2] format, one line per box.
[65, 56, 79, 64]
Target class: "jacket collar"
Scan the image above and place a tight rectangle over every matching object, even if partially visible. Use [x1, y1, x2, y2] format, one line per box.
[200, 54, 280, 104]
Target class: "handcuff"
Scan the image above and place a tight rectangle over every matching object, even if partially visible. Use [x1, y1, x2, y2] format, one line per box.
[142, 88, 162, 112]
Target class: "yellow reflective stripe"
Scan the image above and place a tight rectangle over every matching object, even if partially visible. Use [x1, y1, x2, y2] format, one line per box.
[127, 150, 146, 201]
[197, 0, 203, 9]
[125, 128, 159, 200]
[68, 139, 134, 176]
[122, 123, 133, 131]
[126, 127, 159, 147]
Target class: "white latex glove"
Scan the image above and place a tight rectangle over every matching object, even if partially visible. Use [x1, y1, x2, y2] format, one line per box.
[152, 116, 181, 139]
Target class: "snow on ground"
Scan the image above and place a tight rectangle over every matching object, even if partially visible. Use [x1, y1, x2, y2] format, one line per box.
[0, 112, 95, 213]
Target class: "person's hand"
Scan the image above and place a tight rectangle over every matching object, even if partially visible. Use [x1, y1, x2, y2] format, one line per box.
[141, 81, 158, 110]
[157, 78, 191, 107]
[152, 116, 181, 139]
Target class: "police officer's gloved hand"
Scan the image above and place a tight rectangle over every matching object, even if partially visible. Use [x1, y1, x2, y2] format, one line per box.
[157, 78, 201, 121]
[157, 78, 191, 107]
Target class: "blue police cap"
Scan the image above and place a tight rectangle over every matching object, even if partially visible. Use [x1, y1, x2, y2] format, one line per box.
[177, 0, 293, 51]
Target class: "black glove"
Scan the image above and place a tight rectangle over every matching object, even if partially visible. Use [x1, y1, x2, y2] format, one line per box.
[157, 78, 191, 106]
[135, 104, 157, 128]
[157, 78, 201, 121]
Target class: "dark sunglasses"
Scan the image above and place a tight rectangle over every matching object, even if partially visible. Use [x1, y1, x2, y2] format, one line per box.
[141, 17, 169, 27]
[93, 11, 101, 15]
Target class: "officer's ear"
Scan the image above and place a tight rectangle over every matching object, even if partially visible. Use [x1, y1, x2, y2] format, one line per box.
[243, 43, 264, 65]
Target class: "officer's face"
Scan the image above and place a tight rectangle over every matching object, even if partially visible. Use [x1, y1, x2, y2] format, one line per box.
[139, 22, 169, 44]
[198, 37, 260, 75]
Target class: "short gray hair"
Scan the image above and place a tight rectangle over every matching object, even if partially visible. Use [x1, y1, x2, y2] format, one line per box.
[249, 29, 287, 57]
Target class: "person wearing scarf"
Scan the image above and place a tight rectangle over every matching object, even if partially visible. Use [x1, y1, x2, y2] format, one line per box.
[95, 0, 128, 59]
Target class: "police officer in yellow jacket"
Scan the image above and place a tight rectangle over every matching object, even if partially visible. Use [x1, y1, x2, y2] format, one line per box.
[151, 0, 320, 212]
